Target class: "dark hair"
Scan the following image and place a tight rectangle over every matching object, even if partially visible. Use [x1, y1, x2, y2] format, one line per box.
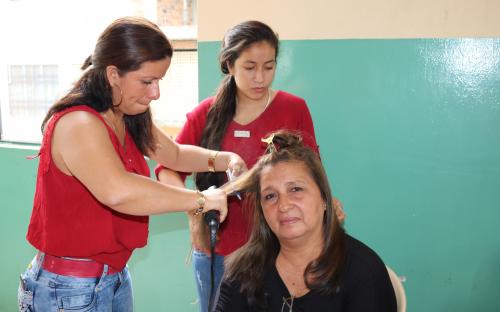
[41, 17, 173, 155]
[195, 20, 280, 190]
[222, 130, 346, 309]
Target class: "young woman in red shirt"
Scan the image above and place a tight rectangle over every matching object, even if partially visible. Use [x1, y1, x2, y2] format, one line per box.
[156, 20, 345, 312]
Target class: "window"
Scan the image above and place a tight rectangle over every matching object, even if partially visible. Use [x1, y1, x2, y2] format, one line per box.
[1, 65, 59, 142]
[0, 0, 198, 142]
[152, 48, 198, 136]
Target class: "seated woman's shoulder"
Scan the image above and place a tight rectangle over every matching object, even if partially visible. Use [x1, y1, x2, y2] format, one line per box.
[335, 235, 397, 311]
[344, 234, 390, 279]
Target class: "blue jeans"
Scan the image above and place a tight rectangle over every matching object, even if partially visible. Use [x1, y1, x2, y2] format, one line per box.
[192, 250, 225, 312]
[18, 253, 133, 312]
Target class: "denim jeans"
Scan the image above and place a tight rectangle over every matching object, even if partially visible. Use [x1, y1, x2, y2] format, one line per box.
[18, 253, 133, 312]
[192, 250, 225, 312]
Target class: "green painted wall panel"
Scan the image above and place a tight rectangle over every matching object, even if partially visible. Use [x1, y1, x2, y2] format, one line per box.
[0, 146, 38, 310]
[198, 39, 500, 311]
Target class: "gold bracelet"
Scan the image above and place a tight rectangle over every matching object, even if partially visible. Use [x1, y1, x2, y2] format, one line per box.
[192, 190, 206, 216]
[208, 151, 219, 173]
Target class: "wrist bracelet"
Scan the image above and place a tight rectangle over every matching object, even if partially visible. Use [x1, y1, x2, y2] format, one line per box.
[193, 190, 206, 216]
[208, 151, 219, 173]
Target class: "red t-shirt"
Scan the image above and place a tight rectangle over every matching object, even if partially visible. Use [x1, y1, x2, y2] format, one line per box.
[27, 105, 150, 270]
[156, 90, 319, 255]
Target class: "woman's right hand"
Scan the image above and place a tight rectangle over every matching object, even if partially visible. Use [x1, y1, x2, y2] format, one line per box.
[201, 187, 228, 223]
[189, 187, 227, 254]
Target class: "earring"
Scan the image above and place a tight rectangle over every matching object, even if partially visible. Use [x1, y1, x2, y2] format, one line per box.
[113, 84, 123, 107]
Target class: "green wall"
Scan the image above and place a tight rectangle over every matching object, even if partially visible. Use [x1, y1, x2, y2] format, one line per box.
[200, 39, 500, 311]
[0, 146, 38, 309]
[2, 38, 500, 311]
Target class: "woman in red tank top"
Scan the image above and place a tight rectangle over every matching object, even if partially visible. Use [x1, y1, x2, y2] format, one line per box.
[18, 17, 246, 312]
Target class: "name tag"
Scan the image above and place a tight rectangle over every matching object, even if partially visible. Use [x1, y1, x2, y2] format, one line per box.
[234, 130, 250, 138]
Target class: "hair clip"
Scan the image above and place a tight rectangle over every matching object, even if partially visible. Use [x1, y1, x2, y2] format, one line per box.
[261, 133, 277, 153]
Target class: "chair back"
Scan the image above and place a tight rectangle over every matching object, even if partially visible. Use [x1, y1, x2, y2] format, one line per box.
[386, 265, 407, 312]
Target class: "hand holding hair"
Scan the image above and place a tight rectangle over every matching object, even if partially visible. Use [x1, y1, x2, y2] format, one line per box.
[200, 187, 228, 223]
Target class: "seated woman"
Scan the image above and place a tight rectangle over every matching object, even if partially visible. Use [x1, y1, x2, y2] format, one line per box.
[215, 131, 397, 311]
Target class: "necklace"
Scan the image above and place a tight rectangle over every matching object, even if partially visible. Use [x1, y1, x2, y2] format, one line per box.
[233, 88, 273, 127]
[262, 88, 272, 111]
[276, 253, 311, 299]
[235, 88, 272, 112]
[281, 295, 294, 312]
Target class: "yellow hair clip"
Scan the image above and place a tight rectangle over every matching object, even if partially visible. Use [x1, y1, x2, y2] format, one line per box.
[261, 133, 277, 153]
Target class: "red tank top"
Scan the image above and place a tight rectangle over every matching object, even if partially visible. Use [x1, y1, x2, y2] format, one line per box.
[26, 105, 150, 270]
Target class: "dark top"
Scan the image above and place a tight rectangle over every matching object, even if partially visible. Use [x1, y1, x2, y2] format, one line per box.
[214, 235, 397, 312]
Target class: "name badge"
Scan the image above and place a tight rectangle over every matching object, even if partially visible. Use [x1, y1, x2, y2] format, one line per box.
[234, 130, 250, 138]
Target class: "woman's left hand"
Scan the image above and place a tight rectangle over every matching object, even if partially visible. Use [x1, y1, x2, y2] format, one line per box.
[333, 196, 346, 223]
[226, 153, 247, 178]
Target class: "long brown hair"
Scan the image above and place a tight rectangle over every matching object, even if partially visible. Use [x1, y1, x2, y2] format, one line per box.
[195, 20, 280, 190]
[222, 130, 346, 309]
[41, 17, 173, 155]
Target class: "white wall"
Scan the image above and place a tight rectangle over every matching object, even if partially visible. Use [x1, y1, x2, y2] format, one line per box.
[198, 0, 500, 41]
